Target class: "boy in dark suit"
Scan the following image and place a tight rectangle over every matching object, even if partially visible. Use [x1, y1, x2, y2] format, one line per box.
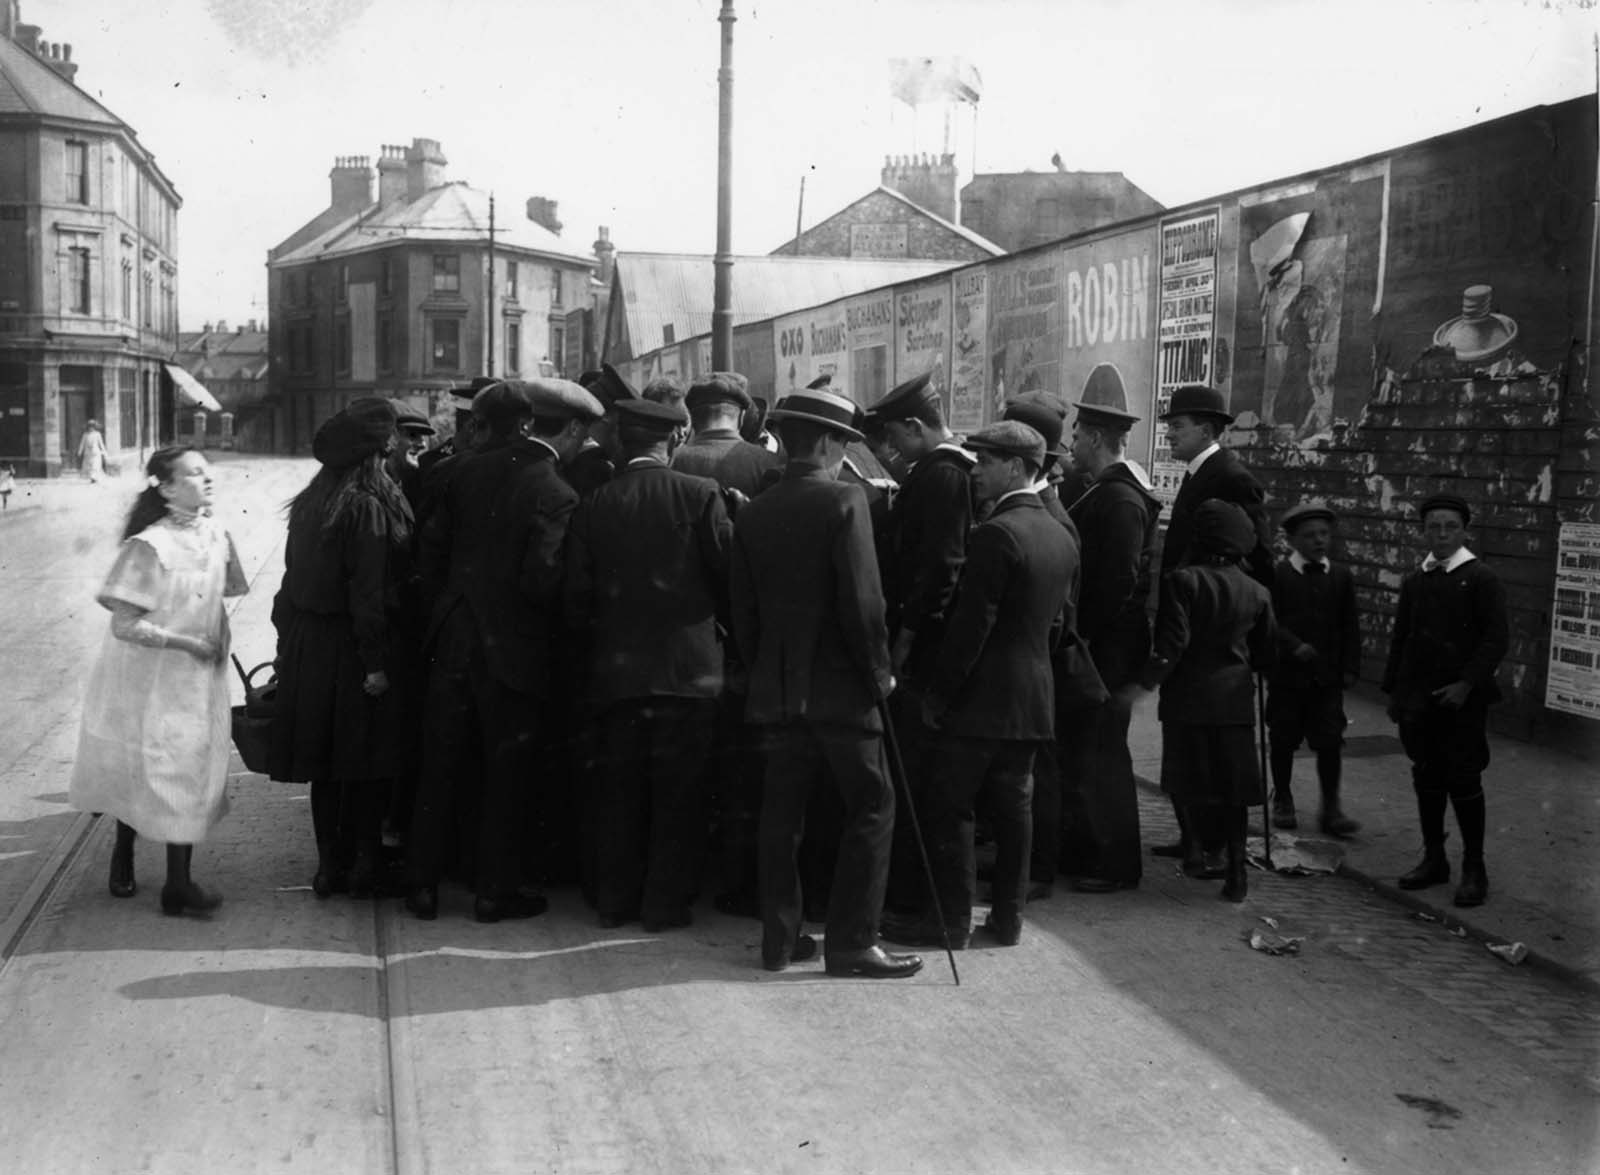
[1267, 502, 1362, 837]
[1382, 493, 1507, 908]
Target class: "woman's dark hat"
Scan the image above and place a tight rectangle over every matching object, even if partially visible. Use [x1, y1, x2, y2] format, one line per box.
[1418, 493, 1471, 527]
[1195, 498, 1256, 558]
[313, 397, 398, 469]
[1073, 362, 1140, 425]
[1159, 384, 1233, 424]
[1280, 501, 1336, 532]
[769, 386, 865, 442]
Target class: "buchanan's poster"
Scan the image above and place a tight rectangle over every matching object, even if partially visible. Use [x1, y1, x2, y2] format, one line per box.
[894, 276, 951, 418]
[845, 290, 895, 406]
[1151, 209, 1220, 501]
[988, 252, 1063, 421]
[948, 267, 988, 434]
[1059, 229, 1158, 476]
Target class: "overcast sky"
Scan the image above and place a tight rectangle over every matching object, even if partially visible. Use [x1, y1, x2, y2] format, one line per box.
[39, 0, 1600, 327]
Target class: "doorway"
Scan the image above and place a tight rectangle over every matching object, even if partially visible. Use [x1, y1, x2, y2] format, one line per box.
[58, 365, 101, 468]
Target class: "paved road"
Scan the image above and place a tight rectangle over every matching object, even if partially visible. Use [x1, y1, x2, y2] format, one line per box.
[0, 457, 1594, 1174]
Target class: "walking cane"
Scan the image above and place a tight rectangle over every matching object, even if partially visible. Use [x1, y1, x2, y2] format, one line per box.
[877, 700, 961, 986]
[1256, 674, 1274, 871]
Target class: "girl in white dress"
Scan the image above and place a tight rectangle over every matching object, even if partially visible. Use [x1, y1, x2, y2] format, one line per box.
[69, 447, 248, 915]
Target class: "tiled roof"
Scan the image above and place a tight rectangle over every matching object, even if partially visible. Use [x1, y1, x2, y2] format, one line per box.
[177, 330, 269, 382]
[270, 182, 594, 267]
[0, 35, 122, 125]
[613, 252, 958, 354]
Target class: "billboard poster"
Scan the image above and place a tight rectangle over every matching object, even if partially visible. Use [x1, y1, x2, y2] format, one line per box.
[948, 267, 988, 434]
[1151, 209, 1220, 502]
[1059, 230, 1158, 477]
[988, 251, 1063, 422]
[733, 321, 776, 406]
[845, 291, 895, 407]
[894, 276, 952, 420]
[773, 302, 848, 400]
[1546, 523, 1600, 720]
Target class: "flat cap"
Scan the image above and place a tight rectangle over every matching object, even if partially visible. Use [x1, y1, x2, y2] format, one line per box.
[313, 397, 397, 470]
[1002, 392, 1069, 456]
[615, 397, 689, 431]
[395, 409, 436, 436]
[586, 363, 638, 410]
[519, 378, 605, 422]
[1418, 493, 1471, 526]
[964, 420, 1047, 469]
[1074, 362, 1141, 425]
[686, 372, 752, 412]
[1195, 499, 1256, 558]
[1280, 501, 1337, 532]
[768, 386, 865, 442]
[865, 370, 938, 422]
[1160, 384, 1234, 424]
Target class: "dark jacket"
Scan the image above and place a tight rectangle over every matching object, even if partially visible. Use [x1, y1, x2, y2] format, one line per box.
[564, 442, 616, 499]
[1382, 555, 1508, 713]
[1146, 560, 1277, 726]
[888, 443, 974, 676]
[419, 434, 575, 697]
[671, 428, 782, 499]
[1068, 461, 1162, 688]
[925, 492, 1073, 740]
[1271, 558, 1361, 691]
[730, 462, 892, 732]
[564, 460, 732, 705]
[1161, 447, 1274, 585]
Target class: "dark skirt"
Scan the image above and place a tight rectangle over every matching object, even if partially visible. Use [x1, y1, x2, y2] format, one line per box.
[268, 608, 401, 783]
[1159, 722, 1263, 807]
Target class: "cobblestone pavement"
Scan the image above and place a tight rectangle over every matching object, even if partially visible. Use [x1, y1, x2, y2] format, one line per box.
[1133, 786, 1600, 1091]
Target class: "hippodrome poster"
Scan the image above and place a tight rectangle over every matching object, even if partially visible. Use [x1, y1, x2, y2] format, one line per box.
[1058, 228, 1158, 476]
[844, 290, 895, 407]
[948, 267, 989, 434]
[1150, 208, 1220, 503]
[894, 276, 952, 419]
[1547, 522, 1600, 719]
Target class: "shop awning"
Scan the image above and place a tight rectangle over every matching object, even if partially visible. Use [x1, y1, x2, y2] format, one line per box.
[164, 364, 223, 413]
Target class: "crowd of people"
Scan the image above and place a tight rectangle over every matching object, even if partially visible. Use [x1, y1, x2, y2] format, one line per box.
[68, 363, 1509, 980]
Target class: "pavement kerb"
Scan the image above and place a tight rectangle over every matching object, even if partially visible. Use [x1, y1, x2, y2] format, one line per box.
[0, 810, 96, 966]
[1130, 773, 1599, 997]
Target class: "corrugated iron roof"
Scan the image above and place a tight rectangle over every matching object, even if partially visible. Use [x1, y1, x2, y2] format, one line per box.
[614, 252, 958, 355]
[270, 182, 594, 267]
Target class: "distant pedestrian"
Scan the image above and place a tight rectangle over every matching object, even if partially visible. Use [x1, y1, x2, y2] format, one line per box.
[0, 461, 14, 509]
[1267, 501, 1362, 836]
[1382, 493, 1508, 908]
[69, 446, 248, 915]
[76, 419, 107, 483]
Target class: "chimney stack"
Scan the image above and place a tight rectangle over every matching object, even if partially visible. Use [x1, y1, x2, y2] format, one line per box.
[404, 138, 447, 200]
[592, 226, 615, 286]
[880, 151, 960, 224]
[526, 197, 563, 235]
[377, 144, 408, 205]
[329, 155, 374, 215]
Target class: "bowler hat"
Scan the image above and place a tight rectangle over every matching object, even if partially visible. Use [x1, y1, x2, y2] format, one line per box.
[1195, 498, 1256, 558]
[687, 372, 753, 413]
[1280, 501, 1336, 533]
[1159, 384, 1233, 424]
[1002, 393, 1068, 457]
[768, 386, 865, 442]
[1074, 362, 1141, 425]
[964, 420, 1047, 470]
[865, 370, 938, 423]
[615, 397, 689, 431]
[313, 397, 398, 469]
[1418, 493, 1471, 527]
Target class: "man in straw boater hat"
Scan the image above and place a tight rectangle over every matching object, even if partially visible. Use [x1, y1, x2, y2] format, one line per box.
[564, 396, 733, 931]
[1060, 363, 1163, 893]
[406, 378, 603, 923]
[881, 419, 1075, 949]
[729, 382, 922, 978]
[1150, 383, 1274, 871]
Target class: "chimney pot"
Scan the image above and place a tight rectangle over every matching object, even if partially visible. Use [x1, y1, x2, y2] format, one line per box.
[62, 43, 71, 61]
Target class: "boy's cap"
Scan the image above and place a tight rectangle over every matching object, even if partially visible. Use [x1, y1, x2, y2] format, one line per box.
[1419, 493, 1471, 526]
[1280, 501, 1336, 532]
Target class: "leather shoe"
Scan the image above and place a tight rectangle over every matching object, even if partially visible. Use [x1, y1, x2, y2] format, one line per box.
[109, 849, 137, 900]
[404, 886, 438, 921]
[474, 893, 549, 923]
[1319, 809, 1362, 839]
[160, 881, 222, 917]
[1182, 851, 1226, 880]
[1398, 849, 1450, 891]
[1149, 841, 1186, 858]
[762, 933, 818, 972]
[824, 944, 923, 979]
[879, 915, 969, 950]
[980, 911, 1022, 946]
[1071, 876, 1138, 894]
[1453, 859, 1488, 908]
[1271, 792, 1298, 830]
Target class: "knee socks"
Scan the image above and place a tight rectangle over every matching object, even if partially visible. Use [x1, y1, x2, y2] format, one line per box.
[1451, 790, 1486, 863]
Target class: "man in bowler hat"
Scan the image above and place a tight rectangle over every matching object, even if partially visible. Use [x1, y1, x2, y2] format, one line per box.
[729, 383, 922, 978]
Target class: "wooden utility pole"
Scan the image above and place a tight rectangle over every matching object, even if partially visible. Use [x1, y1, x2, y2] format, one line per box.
[487, 192, 497, 378]
[712, 1, 735, 370]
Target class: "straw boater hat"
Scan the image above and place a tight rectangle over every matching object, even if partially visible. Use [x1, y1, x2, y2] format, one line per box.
[768, 385, 865, 442]
[1072, 362, 1140, 425]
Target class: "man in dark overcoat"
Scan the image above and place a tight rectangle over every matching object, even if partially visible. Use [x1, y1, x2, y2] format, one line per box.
[564, 397, 732, 930]
[883, 421, 1075, 949]
[729, 384, 922, 979]
[671, 372, 781, 500]
[1059, 370, 1162, 892]
[406, 378, 602, 923]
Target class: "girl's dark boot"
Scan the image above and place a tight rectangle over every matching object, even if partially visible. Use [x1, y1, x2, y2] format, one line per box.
[109, 820, 137, 898]
[310, 781, 347, 898]
[160, 844, 222, 916]
[1220, 809, 1248, 903]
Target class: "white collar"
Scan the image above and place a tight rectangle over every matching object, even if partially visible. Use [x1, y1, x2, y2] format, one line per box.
[1185, 443, 1222, 477]
[626, 456, 666, 469]
[1289, 551, 1332, 574]
[1421, 547, 1477, 573]
[527, 436, 560, 462]
[993, 487, 1039, 511]
[1030, 477, 1052, 495]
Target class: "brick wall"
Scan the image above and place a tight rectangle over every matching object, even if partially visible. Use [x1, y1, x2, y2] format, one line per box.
[777, 190, 992, 264]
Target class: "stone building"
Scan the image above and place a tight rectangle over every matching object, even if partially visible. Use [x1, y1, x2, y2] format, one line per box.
[265, 139, 596, 452]
[771, 168, 1004, 264]
[0, 2, 186, 475]
[173, 320, 269, 449]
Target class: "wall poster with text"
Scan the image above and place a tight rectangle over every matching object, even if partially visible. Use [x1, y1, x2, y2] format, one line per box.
[772, 301, 848, 400]
[1547, 522, 1600, 721]
[845, 290, 895, 406]
[948, 267, 989, 434]
[1151, 208, 1220, 503]
[894, 275, 952, 420]
[988, 251, 1064, 425]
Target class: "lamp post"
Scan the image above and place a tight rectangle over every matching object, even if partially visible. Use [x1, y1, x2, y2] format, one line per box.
[712, 1, 735, 371]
